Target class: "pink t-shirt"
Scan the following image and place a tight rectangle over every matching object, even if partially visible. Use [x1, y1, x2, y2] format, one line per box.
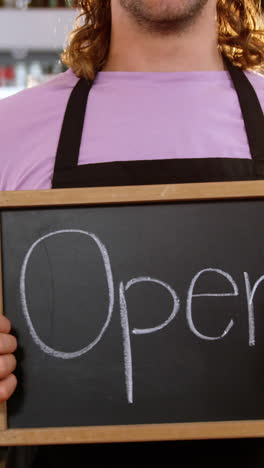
[0, 67, 264, 191]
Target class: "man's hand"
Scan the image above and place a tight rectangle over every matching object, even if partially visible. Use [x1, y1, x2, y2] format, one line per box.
[0, 315, 17, 402]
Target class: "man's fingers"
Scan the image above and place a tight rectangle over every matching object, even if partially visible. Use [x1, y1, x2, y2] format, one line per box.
[0, 318, 18, 402]
[0, 316, 11, 334]
[0, 333, 17, 354]
[0, 373, 17, 402]
[0, 354, 17, 380]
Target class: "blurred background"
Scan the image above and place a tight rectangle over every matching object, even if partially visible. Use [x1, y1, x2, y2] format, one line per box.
[0, 2, 263, 100]
[0, 0, 78, 100]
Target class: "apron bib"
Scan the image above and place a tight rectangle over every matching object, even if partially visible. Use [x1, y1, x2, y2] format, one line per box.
[52, 53, 264, 189]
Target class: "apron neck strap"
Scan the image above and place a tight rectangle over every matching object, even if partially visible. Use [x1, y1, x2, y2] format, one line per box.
[223, 54, 264, 161]
[53, 76, 93, 172]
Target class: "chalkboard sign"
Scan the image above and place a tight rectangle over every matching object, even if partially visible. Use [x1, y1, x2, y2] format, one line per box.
[1, 181, 264, 445]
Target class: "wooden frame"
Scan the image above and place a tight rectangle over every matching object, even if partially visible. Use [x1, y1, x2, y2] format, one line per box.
[0, 180, 264, 446]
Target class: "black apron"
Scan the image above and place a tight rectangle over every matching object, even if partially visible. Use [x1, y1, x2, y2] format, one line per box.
[51, 53, 264, 189]
[6, 54, 264, 468]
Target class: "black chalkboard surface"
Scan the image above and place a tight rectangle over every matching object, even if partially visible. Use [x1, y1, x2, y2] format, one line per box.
[0, 183, 264, 444]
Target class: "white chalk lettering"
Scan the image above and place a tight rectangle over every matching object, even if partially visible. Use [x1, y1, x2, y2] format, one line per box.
[186, 268, 237, 340]
[19, 224, 264, 401]
[244, 272, 264, 347]
[119, 276, 180, 403]
[20, 230, 114, 359]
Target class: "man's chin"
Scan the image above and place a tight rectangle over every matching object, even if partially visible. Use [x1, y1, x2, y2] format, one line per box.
[119, 0, 210, 34]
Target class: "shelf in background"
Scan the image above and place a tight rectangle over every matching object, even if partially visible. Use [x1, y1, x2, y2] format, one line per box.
[0, 50, 63, 66]
[0, 8, 79, 50]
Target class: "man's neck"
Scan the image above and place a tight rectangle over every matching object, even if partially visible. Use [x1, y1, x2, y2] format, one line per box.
[101, 0, 227, 72]
[101, 48, 227, 72]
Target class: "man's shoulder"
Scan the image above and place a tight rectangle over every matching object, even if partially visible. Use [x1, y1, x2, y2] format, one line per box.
[0, 68, 79, 191]
[0, 68, 79, 156]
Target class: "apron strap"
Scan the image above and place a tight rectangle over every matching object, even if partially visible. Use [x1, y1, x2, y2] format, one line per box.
[53, 76, 93, 172]
[223, 54, 264, 162]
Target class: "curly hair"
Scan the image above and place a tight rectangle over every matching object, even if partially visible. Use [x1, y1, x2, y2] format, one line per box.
[60, 0, 264, 81]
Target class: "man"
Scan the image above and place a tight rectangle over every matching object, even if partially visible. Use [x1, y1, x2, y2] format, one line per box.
[0, 0, 264, 466]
